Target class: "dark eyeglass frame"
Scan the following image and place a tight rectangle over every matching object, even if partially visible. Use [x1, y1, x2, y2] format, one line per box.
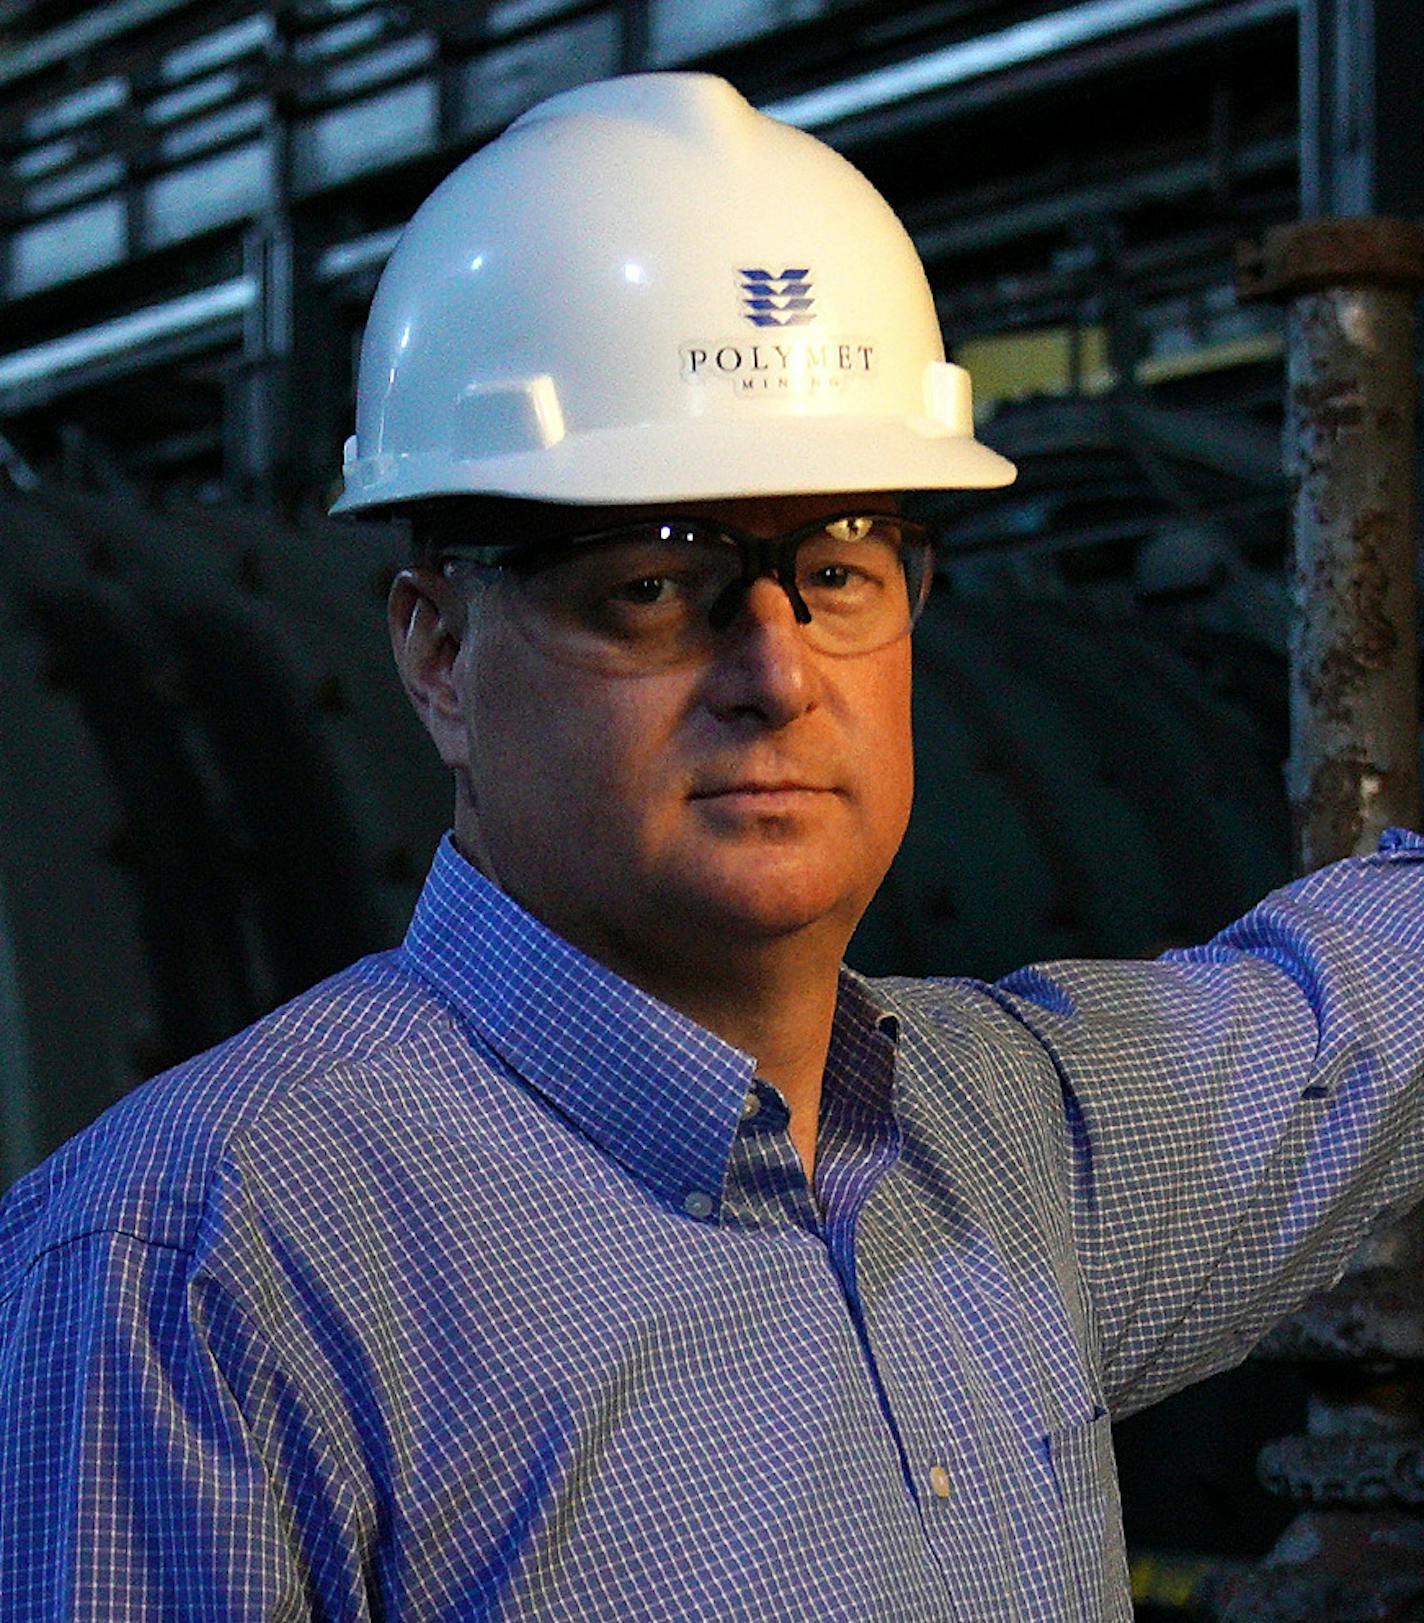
[434, 509, 935, 637]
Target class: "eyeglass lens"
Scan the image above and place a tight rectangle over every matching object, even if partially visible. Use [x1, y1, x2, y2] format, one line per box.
[503, 515, 930, 672]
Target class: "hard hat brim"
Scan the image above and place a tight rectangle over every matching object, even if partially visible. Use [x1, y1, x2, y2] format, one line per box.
[331, 417, 1016, 515]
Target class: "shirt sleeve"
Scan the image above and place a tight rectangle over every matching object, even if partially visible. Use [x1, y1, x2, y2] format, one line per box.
[0, 1229, 314, 1621]
[984, 827, 1424, 1418]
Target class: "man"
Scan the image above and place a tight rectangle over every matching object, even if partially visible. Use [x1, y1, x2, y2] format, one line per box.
[3, 70, 1424, 1623]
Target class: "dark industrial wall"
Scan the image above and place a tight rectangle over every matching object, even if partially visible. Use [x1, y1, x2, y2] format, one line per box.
[0, 487, 445, 1179]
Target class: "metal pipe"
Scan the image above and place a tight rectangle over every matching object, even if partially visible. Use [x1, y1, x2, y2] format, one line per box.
[1285, 280, 1421, 866]
[1238, 218, 1424, 868]
[1228, 210, 1424, 1622]
[762, 0, 1292, 130]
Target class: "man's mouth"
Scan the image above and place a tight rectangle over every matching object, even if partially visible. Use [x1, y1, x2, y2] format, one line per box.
[690, 781, 840, 812]
[696, 781, 822, 794]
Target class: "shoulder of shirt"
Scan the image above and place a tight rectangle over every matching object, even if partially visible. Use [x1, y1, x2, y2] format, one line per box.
[0, 945, 459, 1301]
[850, 969, 1054, 1058]
[856, 970, 1003, 1025]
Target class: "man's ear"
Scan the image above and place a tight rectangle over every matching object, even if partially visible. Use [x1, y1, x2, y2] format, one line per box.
[388, 566, 471, 770]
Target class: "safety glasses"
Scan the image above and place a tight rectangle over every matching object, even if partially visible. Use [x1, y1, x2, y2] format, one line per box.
[437, 511, 933, 675]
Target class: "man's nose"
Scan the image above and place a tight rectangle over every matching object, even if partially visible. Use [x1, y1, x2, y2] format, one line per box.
[734, 571, 807, 626]
[704, 576, 819, 725]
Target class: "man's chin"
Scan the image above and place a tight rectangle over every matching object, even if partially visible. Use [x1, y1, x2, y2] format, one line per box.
[670, 859, 865, 945]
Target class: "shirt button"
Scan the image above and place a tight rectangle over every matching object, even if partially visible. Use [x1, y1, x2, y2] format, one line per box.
[740, 1091, 761, 1120]
[682, 1191, 714, 1218]
[928, 1465, 952, 1500]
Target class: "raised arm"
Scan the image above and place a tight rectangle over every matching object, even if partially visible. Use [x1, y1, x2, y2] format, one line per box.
[985, 828, 1424, 1415]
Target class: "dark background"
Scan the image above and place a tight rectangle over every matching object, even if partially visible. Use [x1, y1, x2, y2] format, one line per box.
[2, 0, 1418, 1611]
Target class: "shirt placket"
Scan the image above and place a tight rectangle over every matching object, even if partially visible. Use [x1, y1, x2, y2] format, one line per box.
[815, 1023, 1036, 1618]
[853, 1195, 1057, 1618]
[721, 1060, 986, 1620]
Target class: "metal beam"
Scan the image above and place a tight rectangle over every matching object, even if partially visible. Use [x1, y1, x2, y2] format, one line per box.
[0, 0, 200, 91]
[763, 0, 1294, 130]
[1299, 0, 1424, 217]
[909, 134, 1295, 262]
[0, 279, 254, 409]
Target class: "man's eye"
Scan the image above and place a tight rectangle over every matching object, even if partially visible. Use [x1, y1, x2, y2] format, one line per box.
[611, 576, 674, 605]
[804, 560, 885, 594]
[809, 564, 855, 590]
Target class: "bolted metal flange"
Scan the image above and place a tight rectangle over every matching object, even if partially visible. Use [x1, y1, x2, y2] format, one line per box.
[1237, 217, 1424, 303]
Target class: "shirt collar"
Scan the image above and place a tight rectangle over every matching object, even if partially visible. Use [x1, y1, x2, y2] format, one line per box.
[400, 834, 900, 1221]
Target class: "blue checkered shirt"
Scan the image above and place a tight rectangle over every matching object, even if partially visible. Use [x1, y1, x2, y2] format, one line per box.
[5, 829, 1424, 1620]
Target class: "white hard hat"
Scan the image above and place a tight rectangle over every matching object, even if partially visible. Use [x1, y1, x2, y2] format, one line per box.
[330, 71, 1016, 516]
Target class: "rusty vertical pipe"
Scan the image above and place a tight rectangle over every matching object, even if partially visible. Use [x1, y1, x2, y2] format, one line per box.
[1238, 220, 1424, 867]
[1222, 216, 1424, 1621]
[1285, 278, 1421, 866]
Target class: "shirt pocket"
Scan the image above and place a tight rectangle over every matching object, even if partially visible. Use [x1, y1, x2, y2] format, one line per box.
[1045, 1405, 1130, 1621]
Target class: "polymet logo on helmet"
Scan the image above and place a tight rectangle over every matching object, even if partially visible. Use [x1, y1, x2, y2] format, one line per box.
[678, 263, 877, 396]
[679, 338, 877, 396]
[738, 268, 815, 328]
